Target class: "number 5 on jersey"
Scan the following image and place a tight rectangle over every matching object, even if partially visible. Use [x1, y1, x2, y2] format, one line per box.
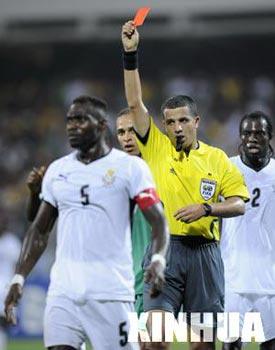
[80, 185, 90, 205]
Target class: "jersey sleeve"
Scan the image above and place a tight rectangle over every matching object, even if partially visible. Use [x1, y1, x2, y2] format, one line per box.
[219, 152, 250, 201]
[136, 117, 168, 163]
[128, 156, 158, 199]
[40, 162, 58, 208]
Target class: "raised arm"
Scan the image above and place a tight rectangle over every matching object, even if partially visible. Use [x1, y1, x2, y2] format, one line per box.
[4, 201, 57, 324]
[122, 20, 150, 137]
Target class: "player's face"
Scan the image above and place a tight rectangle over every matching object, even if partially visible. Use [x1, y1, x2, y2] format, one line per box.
[163, 106, 200, 151]
[241, 118, 270, 159]
[116, 114, 140, 156]
[66, 103, 104, 150]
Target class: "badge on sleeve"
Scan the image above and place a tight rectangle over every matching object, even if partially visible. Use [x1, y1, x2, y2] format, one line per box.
[200, 179, 217, 200]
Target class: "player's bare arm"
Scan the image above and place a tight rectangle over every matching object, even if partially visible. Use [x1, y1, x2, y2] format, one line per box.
[174, 196, 245, 223]
[4, 201, 57, 325]
[122, 20, 150, 137]
[26, 166, 46, 221]
[139, 199, 169, 297]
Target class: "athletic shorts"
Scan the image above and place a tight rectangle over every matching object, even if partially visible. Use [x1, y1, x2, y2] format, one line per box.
[143, 235, 224, 323]
[44, 295, 139, 350]
[225, 289, 275, 343]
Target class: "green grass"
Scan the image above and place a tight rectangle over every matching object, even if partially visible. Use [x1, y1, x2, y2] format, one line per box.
[8, 340, 44, 350]
[8, 340, 259, 350]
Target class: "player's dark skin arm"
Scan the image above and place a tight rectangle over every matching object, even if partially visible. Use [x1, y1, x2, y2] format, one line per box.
[26, 166, 46, 221]
[4, 202, 57, 324]
[141, 202, 169, 297]
[27, 192, 41, 222]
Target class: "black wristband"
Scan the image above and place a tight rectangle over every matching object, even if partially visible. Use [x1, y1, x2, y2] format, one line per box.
[123, 50, 138, 70]
[203, 203, 212, 217]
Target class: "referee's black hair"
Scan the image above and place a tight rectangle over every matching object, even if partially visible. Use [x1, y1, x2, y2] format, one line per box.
[161, 95, 198, 118]
[239, 110, 274, 157]
[72, 95, 107, 121]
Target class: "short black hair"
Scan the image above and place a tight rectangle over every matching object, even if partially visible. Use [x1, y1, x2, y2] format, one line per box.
[160, 95, 198, 118]
[239, 111, 273, 140]
[72, 95, 107, 121]
[117, 107, 131, 118]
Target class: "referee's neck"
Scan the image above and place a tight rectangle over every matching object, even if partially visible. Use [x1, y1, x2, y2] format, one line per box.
[183, 140, 199, 155]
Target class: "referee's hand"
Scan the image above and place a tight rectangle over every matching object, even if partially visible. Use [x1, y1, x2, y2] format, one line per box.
[122, 21, 139, 52]
[174, 204, 206, 223]
[144, 260, 165, 298]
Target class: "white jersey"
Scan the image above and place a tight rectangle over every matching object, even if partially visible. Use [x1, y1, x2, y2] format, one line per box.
[0, 232, 21, 315]
[221, 156, 275, 294]
[41, 148, 155, 302]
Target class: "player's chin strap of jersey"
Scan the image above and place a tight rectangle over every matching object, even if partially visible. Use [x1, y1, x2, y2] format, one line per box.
[134, 188, 166, 268]
[134, 188, 160, 211]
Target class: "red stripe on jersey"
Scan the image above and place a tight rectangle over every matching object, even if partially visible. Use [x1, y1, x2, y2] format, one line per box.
[134, 188, 160, 210]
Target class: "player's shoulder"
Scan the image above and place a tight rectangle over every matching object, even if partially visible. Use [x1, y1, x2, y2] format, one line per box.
[110, 148, 147, 166]
[108, 148, 128, 160]
[264, 157, 275, 177]
[45, 152, 76, 176]
[269, 157, 275, 169]
[229, 155, 240, 165]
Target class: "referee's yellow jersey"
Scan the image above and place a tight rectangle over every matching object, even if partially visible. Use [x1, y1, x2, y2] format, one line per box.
[136, 119, 250, 240]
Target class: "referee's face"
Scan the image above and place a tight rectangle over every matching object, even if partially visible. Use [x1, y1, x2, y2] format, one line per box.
[163, 106, 200, 152]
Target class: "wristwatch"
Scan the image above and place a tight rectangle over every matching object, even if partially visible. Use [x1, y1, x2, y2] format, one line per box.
[203, 203, 212, 217]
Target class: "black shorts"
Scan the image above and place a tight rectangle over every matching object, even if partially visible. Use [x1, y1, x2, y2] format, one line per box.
[143, 235, 224, 316]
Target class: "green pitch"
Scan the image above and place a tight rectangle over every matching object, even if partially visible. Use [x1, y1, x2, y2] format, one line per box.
[7, 339, 258, 350]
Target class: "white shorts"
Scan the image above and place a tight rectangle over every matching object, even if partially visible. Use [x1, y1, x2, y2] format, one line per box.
[225, 290, 275, 342]
[44, 295, 139, 350]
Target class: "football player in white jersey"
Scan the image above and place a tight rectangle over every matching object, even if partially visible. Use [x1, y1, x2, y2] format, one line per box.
[221, 111, 275, 350]
[4, 95, 169, 350]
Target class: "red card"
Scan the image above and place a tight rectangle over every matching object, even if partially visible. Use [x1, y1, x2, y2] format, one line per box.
[133, 7, 151, 27]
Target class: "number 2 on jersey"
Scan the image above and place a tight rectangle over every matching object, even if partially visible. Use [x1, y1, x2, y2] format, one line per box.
[251, 187, 261, 207]
[80, 185, 90, 205]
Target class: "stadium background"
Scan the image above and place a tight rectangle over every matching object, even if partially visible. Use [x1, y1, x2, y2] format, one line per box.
[0, 0, 274, 348]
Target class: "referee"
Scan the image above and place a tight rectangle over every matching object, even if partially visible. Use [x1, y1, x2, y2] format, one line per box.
[121, 21, 250, 350]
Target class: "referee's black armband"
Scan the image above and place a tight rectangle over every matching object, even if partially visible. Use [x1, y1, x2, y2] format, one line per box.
[123, 50, 138, 70]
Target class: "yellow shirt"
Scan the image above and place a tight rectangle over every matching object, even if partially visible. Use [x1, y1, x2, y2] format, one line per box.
[136, 119, 250, 240]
